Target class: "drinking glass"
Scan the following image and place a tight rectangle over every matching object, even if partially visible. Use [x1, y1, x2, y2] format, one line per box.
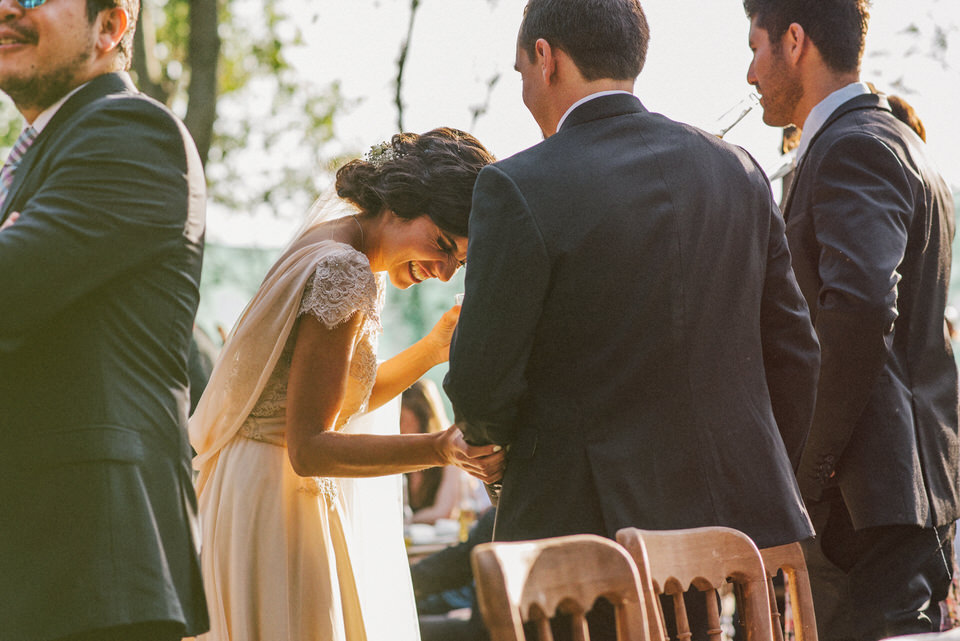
[713, 92, 760, 139]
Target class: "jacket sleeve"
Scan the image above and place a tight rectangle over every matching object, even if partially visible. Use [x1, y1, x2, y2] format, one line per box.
[0, 98, 199, 352]
[796, 132, 913, 501]
[443, 164, 550, 446]
[760, 194, 821, 470]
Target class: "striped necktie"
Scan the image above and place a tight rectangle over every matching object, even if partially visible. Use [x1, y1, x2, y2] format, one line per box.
[0, 126, 38, 209]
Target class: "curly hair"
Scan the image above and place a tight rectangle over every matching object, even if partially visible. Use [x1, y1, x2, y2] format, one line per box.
[743, 0, 870, 74]
[335, 127, 495, 238]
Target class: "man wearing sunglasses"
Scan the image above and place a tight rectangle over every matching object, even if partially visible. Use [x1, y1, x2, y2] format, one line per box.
[0, 1, 209, 640]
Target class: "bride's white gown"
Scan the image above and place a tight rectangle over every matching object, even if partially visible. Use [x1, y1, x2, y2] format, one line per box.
[191, 242, 420, 641]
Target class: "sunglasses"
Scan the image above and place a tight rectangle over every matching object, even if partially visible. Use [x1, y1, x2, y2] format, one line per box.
[16, 0, 50, 7]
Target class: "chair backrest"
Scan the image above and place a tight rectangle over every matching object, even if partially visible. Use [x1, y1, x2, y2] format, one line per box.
[616, 526, 774, 641]
[471, 534, 656, 641]
[759, 543, 818, 641]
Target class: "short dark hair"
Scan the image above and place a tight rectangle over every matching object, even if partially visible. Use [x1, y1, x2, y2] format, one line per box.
[335, 127, 495, 238]
[519, 0, 649, 81]
[86, 0, 140, 70]
[743, 0, 869, 74]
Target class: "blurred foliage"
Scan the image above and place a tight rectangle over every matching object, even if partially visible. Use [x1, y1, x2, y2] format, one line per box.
[0, 101, 21, 149]
[132, 0, 350, 217]
[864, 0, 957, 94]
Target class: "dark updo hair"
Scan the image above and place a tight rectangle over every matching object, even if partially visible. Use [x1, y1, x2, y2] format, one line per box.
[335, 127, 495, 238]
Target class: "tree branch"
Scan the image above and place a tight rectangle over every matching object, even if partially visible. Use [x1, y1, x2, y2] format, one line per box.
[183, 0, 221, 165]
[394, 0, 420, 132]
[132, 0, 170, 103]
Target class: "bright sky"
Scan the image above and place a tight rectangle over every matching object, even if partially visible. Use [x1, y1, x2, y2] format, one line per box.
[209, 0, 960, 246]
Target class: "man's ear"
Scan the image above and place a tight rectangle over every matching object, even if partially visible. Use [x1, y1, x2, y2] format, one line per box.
[535, 38, 558, 85]
[96, 7, 128, 55]
[782, 22, 806, 66]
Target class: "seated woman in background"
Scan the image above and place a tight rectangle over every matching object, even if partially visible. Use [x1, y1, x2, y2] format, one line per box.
[401, 379, 475, 524]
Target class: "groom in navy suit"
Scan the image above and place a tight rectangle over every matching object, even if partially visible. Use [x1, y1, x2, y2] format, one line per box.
[446, 0, 819, 571]
[0, 0, 209, 639]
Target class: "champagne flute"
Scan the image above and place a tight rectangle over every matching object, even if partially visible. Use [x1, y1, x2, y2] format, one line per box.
[712, 92, 760, 139]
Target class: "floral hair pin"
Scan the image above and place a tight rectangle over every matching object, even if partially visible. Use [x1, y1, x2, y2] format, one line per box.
[365, 141, 404, 168]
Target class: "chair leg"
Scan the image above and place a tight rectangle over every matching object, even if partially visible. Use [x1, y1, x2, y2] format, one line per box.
[705, 589, 724, 641]
[768, 577, 784, 641]
[672, 592, 692, 641]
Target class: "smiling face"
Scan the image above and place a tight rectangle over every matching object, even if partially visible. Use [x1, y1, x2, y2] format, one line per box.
[378, 213, 467, 290]
[747, 17, 803, 128]
[0, 0, 107, 119]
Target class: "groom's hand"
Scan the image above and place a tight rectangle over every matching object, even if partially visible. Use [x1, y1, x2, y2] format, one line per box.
[435, 425, 505, 484]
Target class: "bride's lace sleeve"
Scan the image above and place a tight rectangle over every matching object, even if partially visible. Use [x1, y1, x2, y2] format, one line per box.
[298, 246, 381, 331]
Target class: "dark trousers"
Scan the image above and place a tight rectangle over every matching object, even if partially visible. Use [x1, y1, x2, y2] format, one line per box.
[52, 622, 185, 641]
[803, 490, 954, 641]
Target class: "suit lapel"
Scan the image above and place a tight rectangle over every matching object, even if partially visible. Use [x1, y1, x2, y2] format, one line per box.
[1, 73, 137, 222]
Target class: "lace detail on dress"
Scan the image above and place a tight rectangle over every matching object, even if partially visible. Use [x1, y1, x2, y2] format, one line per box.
[297, 476, 340, 501]
[247, 343, 295, 419]
[299, 246, 381, 334]
[246, 245, 384, 423]
[239, 420, 264, 441]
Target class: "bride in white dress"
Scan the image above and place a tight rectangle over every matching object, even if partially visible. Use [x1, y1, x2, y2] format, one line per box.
[189, 128, 504, 641]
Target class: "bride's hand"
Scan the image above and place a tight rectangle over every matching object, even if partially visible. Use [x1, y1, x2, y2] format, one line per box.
[433, 425, 505, 484]
[421, 304, 461, 365]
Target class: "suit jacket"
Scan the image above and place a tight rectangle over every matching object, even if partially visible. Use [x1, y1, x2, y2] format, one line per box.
[0, 72, 209, 640]
[783, 93, 960, 530]
[445, 94, 820, 548]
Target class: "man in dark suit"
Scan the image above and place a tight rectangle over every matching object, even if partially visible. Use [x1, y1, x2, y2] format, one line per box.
[0, 0, 209, 639]
[446, 0, 819, 590]
[744, 1, 959, 638]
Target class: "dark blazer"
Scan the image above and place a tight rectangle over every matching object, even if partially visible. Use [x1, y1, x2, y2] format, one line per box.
[445, 94, 820, 549]
[0, 73, 209, 640]
[783, 93, 960, 530]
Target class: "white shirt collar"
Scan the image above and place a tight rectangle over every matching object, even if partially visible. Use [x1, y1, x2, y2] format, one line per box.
[27, 81, 89, 134]
[795, 81, 872, 162]
[556, 90, 634, 133]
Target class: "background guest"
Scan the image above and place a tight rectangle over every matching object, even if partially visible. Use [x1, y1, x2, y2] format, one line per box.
[0, 0, 210, 638]
[745, 0, 959, 637]
[401, 379, 474, 524]
[411, 508, 496, 641]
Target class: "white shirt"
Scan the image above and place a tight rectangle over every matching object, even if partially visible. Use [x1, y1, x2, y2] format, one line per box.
[795, 81, 872, 163]
[556, 90, 635, 133]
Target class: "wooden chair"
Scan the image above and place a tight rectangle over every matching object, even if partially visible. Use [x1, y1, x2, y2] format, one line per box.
[616, 526, 774, 641]
[760, 543, 818, 641]
[471, 534, 659, 641]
